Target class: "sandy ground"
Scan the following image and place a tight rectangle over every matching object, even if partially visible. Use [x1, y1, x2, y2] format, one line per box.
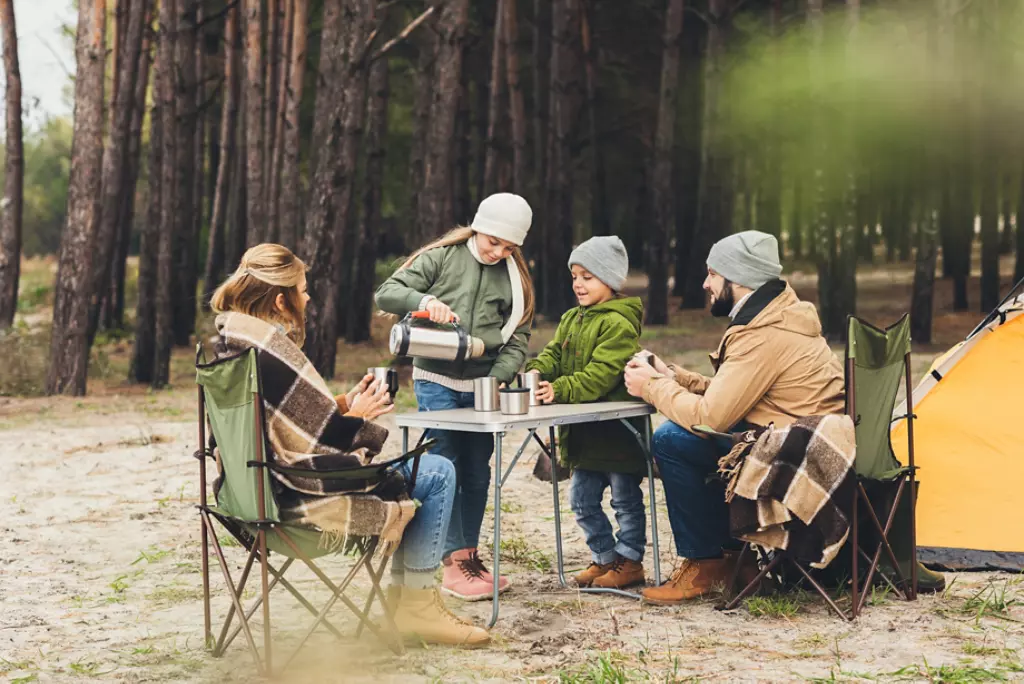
[1, 405, 1022, 684]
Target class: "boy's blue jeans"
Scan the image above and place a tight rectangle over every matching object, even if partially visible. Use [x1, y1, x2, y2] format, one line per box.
[569, 468, 646, 564]
[652, 420, 749, 560]
[414, 380, 494, 557]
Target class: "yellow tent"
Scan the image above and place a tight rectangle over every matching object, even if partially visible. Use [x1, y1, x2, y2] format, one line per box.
[891, 290, 1024, 570]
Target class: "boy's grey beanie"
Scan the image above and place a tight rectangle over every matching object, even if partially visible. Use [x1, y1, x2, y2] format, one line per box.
[567, 236, 629, 292]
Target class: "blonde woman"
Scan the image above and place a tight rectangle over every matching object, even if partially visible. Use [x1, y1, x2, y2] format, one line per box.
[375, 193, 535, 601]
[209, 244, 489, 648]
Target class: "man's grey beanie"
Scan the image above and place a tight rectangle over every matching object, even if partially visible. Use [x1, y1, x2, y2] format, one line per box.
[706, 230, 782, 290]
[568, 236, 629, 292]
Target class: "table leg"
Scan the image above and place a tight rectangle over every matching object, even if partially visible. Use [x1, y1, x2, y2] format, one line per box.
[643, 418, 662, 586]
[549, 426, 569, 588]
[402, 427, 408, 454]
[488, 433, 503, 629]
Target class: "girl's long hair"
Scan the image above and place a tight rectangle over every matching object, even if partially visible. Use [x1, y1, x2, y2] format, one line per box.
[210, 243, 309, 346]
[397, 227, 535, 327]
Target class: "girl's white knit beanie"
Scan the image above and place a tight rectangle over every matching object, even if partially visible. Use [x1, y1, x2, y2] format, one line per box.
[471, 193, 533, 246]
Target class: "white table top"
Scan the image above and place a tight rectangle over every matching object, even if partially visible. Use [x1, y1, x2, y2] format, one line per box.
[395, 401, 655, 433]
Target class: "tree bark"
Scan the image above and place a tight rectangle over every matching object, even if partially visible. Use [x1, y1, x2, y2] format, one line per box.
[87, 0, 147, 345]
[408, 3, 435, 244]
[647, 0, 684, 325]
[131, 97, 160, 384]
[532, 0, 549, 207]
[203, 0, 240, 307]
[504, 0, 526, 194]
[682, 0, 731, 309]
[267, 0, 293, 246]
[106, 19, 152, 331]
[483, 0, 504, 197]
[153, 0, 178, 388]
[541, 0, 581, 318]
[47, 0, 107, 396]
[418, 0, 469, 243]
[243, 0, 265, 245]
[300, 0, 373, 378]
[580, 0, 608, 238]
[172, 1, 199, 346]
[980, 167, 1000, 312]
[1017, 163, 1024, 283]
[452, 53, 472, 224]
[910, 209, 939, 344]
[347, 53, 389, 344]
[277, 0, 307, 250]
[0, 0, 23, 328]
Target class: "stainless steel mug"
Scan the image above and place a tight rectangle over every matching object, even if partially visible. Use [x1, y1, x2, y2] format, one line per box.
[473, 376, 500, 412]
[517, 372, 542, 406]
[499, 388, 530, 415]
[367, 367, 399, 404]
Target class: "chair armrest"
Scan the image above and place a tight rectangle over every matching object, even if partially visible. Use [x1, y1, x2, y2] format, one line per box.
[247, 440, 436, 482]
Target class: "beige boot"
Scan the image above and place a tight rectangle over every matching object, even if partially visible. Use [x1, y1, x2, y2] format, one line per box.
[392, 586, 491, 648]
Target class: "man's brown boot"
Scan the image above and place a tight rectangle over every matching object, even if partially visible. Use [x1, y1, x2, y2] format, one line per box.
[641, 557, 732, 606]
[575, 561, 614, 587]
[592, 556, 645, 589]
[392, 587, 490, 648]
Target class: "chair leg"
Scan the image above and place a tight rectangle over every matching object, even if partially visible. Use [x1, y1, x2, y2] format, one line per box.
[719, 552, 785, 612]
[723, 544, 751, 601]
[204, 515, 264, 674]
[790, 560, 853, 622]
[214, 543, 259, 655]
[355, 550, 391, 639]
[851, 482, 859, 619]
[200, 511, 213, 649]
[258, 530, 272, 675]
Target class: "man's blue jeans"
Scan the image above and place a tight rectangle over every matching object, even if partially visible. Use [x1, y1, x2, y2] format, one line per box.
[414, 380, 494, 557]
[569, 469, 646, 564]
[393, 453, 456, 572]
[652, 420, 746, 560]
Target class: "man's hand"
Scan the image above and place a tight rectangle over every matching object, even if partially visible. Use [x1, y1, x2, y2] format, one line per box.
[624, 362, 660, 399]
[630, 350, 671, 376]
[535, 380, 555, 404]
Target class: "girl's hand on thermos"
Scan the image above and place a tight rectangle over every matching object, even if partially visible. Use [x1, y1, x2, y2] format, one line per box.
[425, 299, 460, 324]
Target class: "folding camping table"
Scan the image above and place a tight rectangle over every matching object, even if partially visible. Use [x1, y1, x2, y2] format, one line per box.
[396, 401, 661, 627]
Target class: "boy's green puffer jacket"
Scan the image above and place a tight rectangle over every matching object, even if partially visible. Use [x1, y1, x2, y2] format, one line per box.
[374, 243, 531, 385]
[526, 296, 648, 475]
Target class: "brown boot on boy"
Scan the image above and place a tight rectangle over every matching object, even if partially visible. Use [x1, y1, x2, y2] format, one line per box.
[592, 556, 645, 589]
[641, 557, 732, 605]
[575, 561, 615, 587]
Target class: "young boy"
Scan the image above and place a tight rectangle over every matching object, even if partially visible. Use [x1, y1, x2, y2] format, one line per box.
[525, 236, 648, 589]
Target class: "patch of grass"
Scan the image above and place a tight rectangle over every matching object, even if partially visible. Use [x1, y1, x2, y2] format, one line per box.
[131, 546, 172, 565]
[963, 642, 1003, 657]
[109, 574, 131, 594]
[961, 581, 1020, 624]
[11, 675, 38, 684]
[1, 658, 36, 671]
[744, 594, 801, 619]
[495, 536, 552, 572]
[17, 282, 52, 313]
[867, 584, 893, 606]
[67, 659, 115, 677]
[793, 633, 829, 651]
[217, 534, 241, 548]
[146, 585, 204, 606]
[0, 325, 50, 396]
[888, 661, 1009, 682]
[558, 651, 641, 683]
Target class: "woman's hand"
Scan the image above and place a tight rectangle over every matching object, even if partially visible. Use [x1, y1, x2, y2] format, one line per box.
[535, 381, 556, 405]
[425, 298, 459, 324]
[346, 380, 395, 421]
[343, 373, 374, 411]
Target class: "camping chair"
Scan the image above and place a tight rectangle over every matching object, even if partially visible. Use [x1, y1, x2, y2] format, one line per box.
[720, 314, 919, 620]
[194, 345, 430, 676]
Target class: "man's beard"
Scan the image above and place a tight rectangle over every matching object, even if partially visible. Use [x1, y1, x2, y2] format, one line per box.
[709, 281, 735, 318]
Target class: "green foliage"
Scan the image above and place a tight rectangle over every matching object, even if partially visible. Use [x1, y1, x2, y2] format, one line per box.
[0, 324, 51, 396]
[744, 594, 801, 619]
[558, 651, 640, 684]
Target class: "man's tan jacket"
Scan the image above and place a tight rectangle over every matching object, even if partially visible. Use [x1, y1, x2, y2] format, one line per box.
[642, 281, 845, 432]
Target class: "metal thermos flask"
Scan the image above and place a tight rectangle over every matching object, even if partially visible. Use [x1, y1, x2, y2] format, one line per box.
[390, 311, 486, 362]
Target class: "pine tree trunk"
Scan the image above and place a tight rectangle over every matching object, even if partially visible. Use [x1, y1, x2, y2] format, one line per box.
[228, 137, 248, 267]
[0, 0, 23, 328]
[243, 0, 265, 245]
[277, 0, 307, 250]
[542, 0, 580, 318]
[47, 0, 107, 396]
[472, 65, 488, 208]
[153, 0, 178, 388]
[267, 0, 293, 246]
[131, 98, 161, 383]
[106, 20, 152, 331]
[682, 0, 730, 309]
[673, 21, 702, 298]
[408, 3, 435, 244]
[418, 0, 469, 243]
[483, 0, 504, 197]
[300, 0, 373, 378]
[171, 1, 199, 347]
[532, 0, 549, 202]
[451, 48, 472, 224]
[347, 53, 389, 344]
[580, 0, 608, 238]
[504, 0, 526, 194]
[203, 0, 240, 307]
[980, 168, 1000, 312]
[88, 0, 147, 345]
[1017, 164, 1024, 283]
[263, 0, 281, 240]
[183, 3, 205, 327]
[910, 209, 939, 343]
[647, 0, 684, 325]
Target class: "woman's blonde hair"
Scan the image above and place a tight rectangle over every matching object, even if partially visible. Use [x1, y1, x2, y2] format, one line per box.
[398, 227, 535, 327]
[210, 243, 309, 345]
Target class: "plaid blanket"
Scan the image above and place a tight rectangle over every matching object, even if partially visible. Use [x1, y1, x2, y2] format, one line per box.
[722, 414, 856, 568]
[213, 312, 415, 556]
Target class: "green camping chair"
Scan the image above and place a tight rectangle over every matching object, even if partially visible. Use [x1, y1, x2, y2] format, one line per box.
[720, 314, 920, 620]
[194, 345, 429, 675]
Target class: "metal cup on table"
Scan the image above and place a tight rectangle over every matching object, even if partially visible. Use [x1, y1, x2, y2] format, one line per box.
[499, 388, 531, 415]
[516, 372, 542, 406]
[473, 376, 500, 412]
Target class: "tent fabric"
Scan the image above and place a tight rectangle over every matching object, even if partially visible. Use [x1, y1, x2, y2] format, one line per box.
[891, 295, 1024, 570]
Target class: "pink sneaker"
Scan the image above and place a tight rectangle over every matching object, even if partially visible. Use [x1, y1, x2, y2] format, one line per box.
[441, 548, 511, 602]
